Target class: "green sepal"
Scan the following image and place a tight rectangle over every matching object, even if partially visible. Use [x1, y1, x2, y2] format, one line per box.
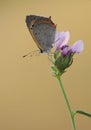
[52, 51, 74, 76]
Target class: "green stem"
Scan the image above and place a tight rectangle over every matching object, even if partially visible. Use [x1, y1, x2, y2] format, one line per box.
[56, 75, 76, 130]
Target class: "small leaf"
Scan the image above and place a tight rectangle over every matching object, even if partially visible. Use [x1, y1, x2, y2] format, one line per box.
[76, 110, 91, 118]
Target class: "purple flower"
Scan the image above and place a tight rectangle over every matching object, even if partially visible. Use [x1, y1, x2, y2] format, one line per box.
[54, 31, 84, 56]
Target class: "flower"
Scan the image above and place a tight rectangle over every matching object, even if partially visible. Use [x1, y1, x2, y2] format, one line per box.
[54, 31, 84, 56]
[51, 31, 84, 76]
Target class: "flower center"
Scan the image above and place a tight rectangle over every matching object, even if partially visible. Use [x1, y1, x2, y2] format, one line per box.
[61, 45, 69, 50]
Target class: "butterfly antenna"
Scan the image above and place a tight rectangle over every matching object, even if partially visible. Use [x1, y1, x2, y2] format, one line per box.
[47, 51, 54, 62]
[23, 50, 40, 58]
[23, 51, 33, 58]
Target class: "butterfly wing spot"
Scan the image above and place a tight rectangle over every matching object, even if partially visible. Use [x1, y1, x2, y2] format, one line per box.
[32, 24, 34, 27]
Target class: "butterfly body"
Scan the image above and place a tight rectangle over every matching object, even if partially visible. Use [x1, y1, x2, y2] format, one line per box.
[26, 15, 56, 53]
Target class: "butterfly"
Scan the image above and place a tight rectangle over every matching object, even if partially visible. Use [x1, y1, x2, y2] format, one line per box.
[25, 15, 56, 55]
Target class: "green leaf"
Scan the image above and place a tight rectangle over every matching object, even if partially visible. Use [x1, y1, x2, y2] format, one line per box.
[76, 110, 91, 118]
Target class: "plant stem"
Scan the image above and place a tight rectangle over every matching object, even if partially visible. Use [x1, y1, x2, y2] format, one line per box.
[56, 75, 76, 130]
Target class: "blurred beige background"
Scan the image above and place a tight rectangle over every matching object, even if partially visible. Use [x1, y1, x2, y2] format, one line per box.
[0, 0, 91, 130]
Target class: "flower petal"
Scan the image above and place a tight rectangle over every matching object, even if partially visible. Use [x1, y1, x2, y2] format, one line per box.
[60, 31, 70, 47]
[71, 40, 84, 53]
[54, 32, 65, 42]
[54, 31, 70, 50]
[54, 32, 65, 50]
